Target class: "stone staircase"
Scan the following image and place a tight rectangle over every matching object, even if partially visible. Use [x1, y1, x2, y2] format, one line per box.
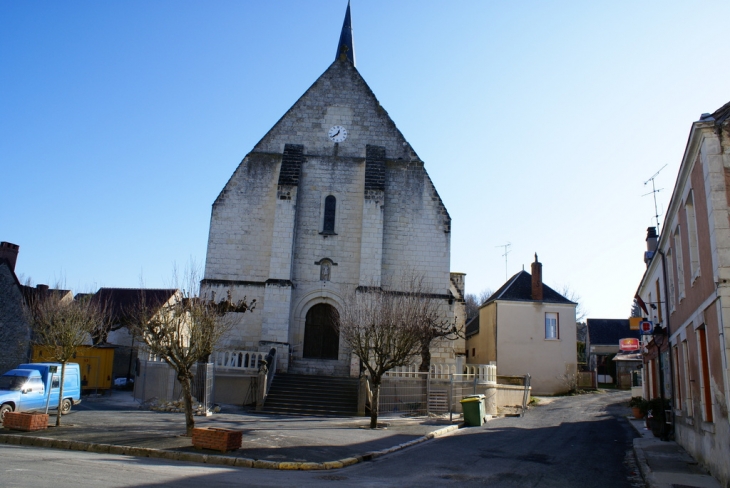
[261, 373, 359, 416]
[287, 358, 351, 377]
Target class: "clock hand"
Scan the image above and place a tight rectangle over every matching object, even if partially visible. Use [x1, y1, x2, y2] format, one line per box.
[333, 130, 340, 137]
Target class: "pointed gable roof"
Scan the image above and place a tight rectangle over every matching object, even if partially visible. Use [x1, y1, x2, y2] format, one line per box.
[586, 319, 639, 346]
[250, 57, 417, 160]
[335, 1, 355, 66]
[483, 270, 575, 306]
[92, 288, 178, 323]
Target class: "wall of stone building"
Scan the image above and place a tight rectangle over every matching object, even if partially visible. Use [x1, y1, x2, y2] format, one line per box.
[290, 156, 366, 289]
[204, 153, 280, 282]
[0, 263, 31, 373]
[203, 282, 266, 351]
[204, 58, 459, 374]
[381, 162, 451, 293]
[676, 419, 730, 487]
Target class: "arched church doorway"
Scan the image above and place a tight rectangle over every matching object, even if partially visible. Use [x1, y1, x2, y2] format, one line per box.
[303, 303, 340, 360]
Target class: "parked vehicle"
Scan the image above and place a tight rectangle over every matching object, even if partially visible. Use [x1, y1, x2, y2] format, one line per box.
[0, 363, 82, 421]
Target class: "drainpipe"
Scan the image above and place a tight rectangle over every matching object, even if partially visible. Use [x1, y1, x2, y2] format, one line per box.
[656, 248, 675, 440]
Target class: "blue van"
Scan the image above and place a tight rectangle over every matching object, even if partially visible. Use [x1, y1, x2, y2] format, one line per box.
[0, 363, 82, 420]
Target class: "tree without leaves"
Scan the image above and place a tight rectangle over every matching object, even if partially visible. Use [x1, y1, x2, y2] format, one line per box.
[336, 276, 447, 428]
[131, 271, 254, 436]
[556, 284, 587, 323]
[464, 288, 493, 321]
[24, 290, 109, 426]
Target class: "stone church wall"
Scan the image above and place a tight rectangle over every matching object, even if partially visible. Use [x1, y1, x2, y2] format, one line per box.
[205, 153, 280, 282]
[203, 58, 461, 374]
[382, 162, 451, 293]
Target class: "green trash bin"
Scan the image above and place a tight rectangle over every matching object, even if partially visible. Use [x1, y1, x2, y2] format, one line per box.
[460, 394, 485, 426]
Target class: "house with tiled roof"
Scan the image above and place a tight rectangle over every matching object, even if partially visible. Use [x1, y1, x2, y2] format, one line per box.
[585, 318, 640, 388]
[90, 287, 180, 381]
[465, 255, 577, 395]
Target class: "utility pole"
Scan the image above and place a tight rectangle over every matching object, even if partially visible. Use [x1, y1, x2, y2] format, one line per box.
[643, 165, 667, 235]
[496, 243, 511, 281]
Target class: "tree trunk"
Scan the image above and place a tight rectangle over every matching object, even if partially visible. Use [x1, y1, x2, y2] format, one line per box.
[370, 379, 381, 429]
[56, 362, 66, 427]
[178, 373, 195, 436]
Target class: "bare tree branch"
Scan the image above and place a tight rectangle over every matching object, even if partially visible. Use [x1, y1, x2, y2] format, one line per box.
[129, 267, 254, 435]
[337, 274, 454, 428]
[24, 288, 110, 426]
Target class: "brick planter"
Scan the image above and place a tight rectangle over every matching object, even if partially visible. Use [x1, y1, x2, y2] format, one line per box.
[3, 412, 49, 432]
[192, 427, 242, 453]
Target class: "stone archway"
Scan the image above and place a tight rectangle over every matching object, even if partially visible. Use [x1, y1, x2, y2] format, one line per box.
[302, 303, 340, 360]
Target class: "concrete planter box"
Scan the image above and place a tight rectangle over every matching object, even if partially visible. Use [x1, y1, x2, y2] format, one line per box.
[3, 412, 49, 432]
[192, 427, 242, 453]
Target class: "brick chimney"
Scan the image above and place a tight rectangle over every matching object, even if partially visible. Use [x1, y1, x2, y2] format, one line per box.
[531, 253, 543, 301]
[644, 227, 658, 265]
[0, 242, 20, 272]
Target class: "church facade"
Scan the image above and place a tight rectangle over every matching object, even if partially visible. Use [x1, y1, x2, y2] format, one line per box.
[202, 5, 465, 376]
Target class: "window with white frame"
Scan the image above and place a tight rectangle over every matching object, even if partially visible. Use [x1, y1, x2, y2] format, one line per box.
[545, 312, 558, 340]
[674, 227, 685, 301]
[685, 191, 701, 282]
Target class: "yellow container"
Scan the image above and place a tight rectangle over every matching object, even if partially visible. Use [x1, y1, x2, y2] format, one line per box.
[32, 345, 115, 391]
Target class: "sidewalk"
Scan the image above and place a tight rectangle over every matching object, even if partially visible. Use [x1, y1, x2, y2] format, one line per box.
[629, 418, 721, 488]
[0, 391, 462, 470]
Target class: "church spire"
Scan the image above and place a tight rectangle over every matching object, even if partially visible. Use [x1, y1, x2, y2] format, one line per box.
[335, 1, 355, 66]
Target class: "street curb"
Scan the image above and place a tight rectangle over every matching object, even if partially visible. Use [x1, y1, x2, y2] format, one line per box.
[632, 438, 658, 488]
[0, 422, 463, 470]
[625, 416, 659, 488]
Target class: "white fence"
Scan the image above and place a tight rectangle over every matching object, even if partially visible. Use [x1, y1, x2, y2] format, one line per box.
[385, 363, 497, 383]
[213, 350, 266, 373]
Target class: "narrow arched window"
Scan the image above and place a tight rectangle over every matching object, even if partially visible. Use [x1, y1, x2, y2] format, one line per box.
[322, 195, 336, 234]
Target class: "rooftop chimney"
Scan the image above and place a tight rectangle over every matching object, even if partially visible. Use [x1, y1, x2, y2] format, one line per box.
[531, 253, 543, 301]
[0, 242, 20, 272]
[644, 227, 657, 265]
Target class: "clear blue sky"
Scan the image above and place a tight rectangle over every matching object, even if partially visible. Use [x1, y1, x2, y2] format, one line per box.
[2, 1, 729, 319]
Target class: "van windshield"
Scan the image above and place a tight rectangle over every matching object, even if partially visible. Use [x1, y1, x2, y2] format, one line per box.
[0, 375, 28, 391]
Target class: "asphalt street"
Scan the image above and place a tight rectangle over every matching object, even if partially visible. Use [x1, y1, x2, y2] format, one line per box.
[0, 390, 641, 487]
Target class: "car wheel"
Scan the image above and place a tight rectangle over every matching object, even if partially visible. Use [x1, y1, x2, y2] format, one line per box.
[60, 398, 72, 415]
[0, 404, 13, 421]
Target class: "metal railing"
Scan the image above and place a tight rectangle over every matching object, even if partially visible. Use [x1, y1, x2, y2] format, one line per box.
[378, 363, 498, 419]
[264, 348, 277, 393]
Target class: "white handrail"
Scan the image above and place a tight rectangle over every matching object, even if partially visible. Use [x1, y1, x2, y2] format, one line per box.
[463, 364, 497, 384]
[213, 350, 266, 372]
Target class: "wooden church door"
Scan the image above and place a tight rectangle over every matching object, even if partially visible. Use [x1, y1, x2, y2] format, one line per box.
[303, 303, 340, 360]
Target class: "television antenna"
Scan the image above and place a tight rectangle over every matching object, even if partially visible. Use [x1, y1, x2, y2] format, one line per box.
[496, 242, 511, 281]
[643, 164, 667, 235]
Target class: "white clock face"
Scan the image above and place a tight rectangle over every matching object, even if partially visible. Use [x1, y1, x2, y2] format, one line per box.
[328, 125, 348, 143]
